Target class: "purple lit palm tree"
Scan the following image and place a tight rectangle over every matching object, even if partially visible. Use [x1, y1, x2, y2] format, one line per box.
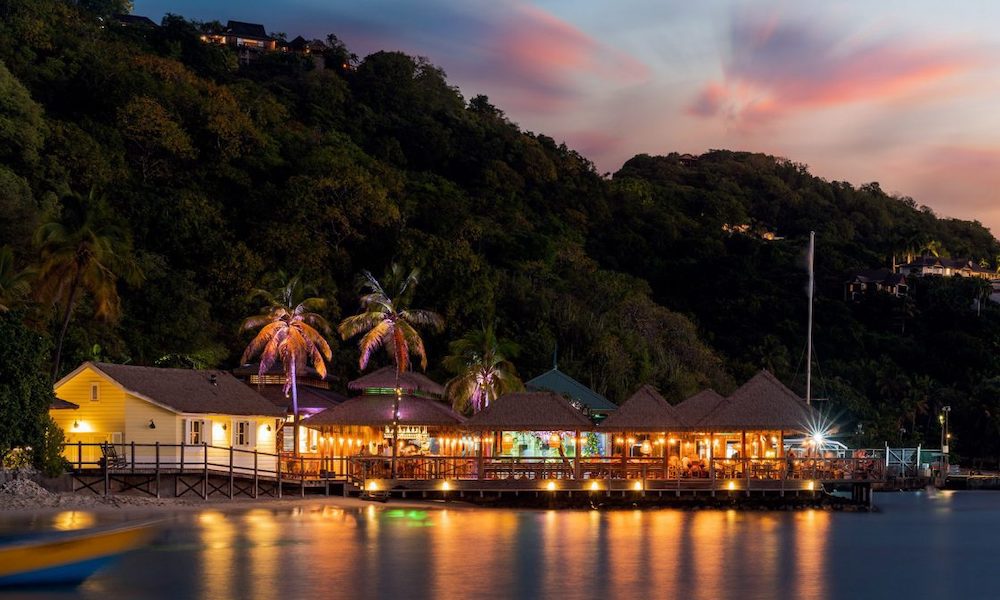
[338, 265, 443, 477]
[443, 322, 523, 414]
[242, 273, 332, 457]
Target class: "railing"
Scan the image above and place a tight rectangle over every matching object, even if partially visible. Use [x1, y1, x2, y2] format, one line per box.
[348, 456, 885, 486]
[62, 443, 886, 492]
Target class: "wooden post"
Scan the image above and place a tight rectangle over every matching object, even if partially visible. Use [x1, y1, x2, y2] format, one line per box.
[180, 442, 186, 472]
[103, 457, 109, 497]
[477, 433, 485, 481]
[253, 450, 259, 499]
[77, 440, 82, 470]
[301, 457, 305, 498]
[620, 432, 628, 479]
[228, 446, 234, 499]
[202, 442, 208, 500]
[574, 430, 582, 480]
[277, 453, 283, 499]
[662, 432, 669, 480]
[709, 433, 715, 495]
[130, 441, 136, 474]
[155, 442, 160, 499]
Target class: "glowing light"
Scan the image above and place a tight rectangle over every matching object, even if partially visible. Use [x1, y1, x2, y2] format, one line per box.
[640, 440, 652, 455]
[633, 480, 643, 491]
[590, 481, 601, 491]
[441, 481, 451, 491]
[668, 438, 677, 445]
[727, 481, 736, 491]
[806, 481, 815, 491]
[615, 437, 624, 444]
[367, 481, 379, 491]
[546, 481, 556, 491]
[339, 437, 345, 444]
[627, 437, 636, 445]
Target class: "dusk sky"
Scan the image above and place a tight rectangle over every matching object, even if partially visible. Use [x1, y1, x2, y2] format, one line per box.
[135, 0, 1000, 235]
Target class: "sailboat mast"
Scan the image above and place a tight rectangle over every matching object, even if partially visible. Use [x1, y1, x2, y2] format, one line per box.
[806, 231, 815, 406]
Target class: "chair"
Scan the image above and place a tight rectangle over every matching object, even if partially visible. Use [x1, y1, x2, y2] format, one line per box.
[100, 442, 127, 469]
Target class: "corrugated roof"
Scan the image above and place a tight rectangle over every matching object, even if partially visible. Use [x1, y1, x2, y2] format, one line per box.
[674, 389, 727, 426]
[253, 385, 347, 414]
[50, 398, 79, 410]
[464, 391, 593, 431]
[599, 385, 688, 431]
[347, 366, 444, 396]
[79, 362, 284, 417]
[525, 368, 618, 412]
[699, 371, 817, 431]
[306, 394, 465, 427]
[226, 20, 269, 39]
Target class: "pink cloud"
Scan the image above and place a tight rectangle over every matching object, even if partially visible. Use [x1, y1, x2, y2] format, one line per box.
[689, 13, 980, 128]
[469, 3, 649, 113]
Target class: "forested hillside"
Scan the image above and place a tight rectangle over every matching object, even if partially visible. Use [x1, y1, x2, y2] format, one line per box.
[2, 0, 999, 460]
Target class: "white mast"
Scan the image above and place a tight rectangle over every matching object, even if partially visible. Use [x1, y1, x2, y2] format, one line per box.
[806, 231, 815, 406]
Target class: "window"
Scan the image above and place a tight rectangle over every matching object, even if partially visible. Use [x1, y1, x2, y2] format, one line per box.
[282, 425, 294, 452]
[189, 420, 203, 445]
[234, 420, 254, 447]
[90, 383, 100, 402]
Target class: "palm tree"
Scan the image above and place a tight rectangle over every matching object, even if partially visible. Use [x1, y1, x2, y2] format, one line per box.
[338, 265, 443, 477]
[241, 272, 332, 457]
[0, 246, 31, 312]
[34, 191, 142, 379]
[443, 322, 523, 414]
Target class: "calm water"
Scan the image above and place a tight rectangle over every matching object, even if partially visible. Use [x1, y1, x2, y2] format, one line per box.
[2, 491, 998, 599]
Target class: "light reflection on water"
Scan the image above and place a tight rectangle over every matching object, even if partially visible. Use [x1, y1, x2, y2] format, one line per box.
[2, 491, 999, 599]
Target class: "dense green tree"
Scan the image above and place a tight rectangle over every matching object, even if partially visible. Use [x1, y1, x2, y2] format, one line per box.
[0, 311, 58, 471]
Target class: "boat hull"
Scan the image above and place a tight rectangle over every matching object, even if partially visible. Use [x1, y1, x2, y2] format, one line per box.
[0, 522, 157, 587]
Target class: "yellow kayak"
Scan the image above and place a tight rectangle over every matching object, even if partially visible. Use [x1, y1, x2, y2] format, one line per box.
[0, 521, 158, 587]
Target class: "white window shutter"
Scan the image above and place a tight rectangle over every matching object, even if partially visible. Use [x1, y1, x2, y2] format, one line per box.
[230, 419, 237, 447]
[183, 419, 191, 445]
[249, 420, 257, 448]
[203, 419, 213, 445]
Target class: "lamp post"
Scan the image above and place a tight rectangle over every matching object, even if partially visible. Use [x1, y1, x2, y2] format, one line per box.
[941, 406, 951, 477]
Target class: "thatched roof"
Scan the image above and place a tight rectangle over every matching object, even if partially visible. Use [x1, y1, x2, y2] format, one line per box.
[526, 368, 618, 412]
[58, 362, 284, 417]
[347, 366, 444, 396]
[674, 389, 727, 427]
[699, 370, 816, 431]
[306, 394, 465, 427]
[599, 385, 688, 431]
[464, 391, 593, 431]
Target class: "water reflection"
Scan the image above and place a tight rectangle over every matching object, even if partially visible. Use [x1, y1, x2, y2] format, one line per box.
[12, 493, 1000, 600]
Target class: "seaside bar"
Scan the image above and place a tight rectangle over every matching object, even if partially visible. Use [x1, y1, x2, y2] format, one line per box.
[596, 385, 689, 479]
[463, 391, 595, 480]
[304, 367, 468, 479]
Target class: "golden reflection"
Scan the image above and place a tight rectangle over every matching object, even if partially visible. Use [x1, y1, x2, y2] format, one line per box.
[692, 511, 725, 597]
[244, 509, 279, 600]
[794, 509, 830, 600]
[198, 510, 236, 600]
[51, 510, 95, 531]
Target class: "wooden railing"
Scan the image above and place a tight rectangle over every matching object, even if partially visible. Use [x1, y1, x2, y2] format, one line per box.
[63, 443, 885, 493]
[348, 456, 885, 485]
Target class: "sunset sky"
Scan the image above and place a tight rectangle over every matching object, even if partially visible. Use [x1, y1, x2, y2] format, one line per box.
[135, 0, 1000, 235]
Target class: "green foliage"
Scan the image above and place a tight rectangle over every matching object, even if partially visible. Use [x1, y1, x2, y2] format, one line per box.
[34, 414, 68, 477]
[1, 1, 999, 461]
[0, 311, 55, 466]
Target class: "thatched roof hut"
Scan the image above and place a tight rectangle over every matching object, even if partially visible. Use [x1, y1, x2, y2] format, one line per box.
[347, 366, 445, 396]
[463, 391, 593, 431]
[700, 371, 816, 431]
[599, 385, 688, 431]
[307, 394, 464, 427]
[674, 389, 727, 427]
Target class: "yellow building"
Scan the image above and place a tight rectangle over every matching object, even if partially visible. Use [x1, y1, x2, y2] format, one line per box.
[51, 362, 285, 471]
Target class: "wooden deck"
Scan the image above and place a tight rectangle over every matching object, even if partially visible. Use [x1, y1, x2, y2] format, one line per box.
[62, 443, 883, 504]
